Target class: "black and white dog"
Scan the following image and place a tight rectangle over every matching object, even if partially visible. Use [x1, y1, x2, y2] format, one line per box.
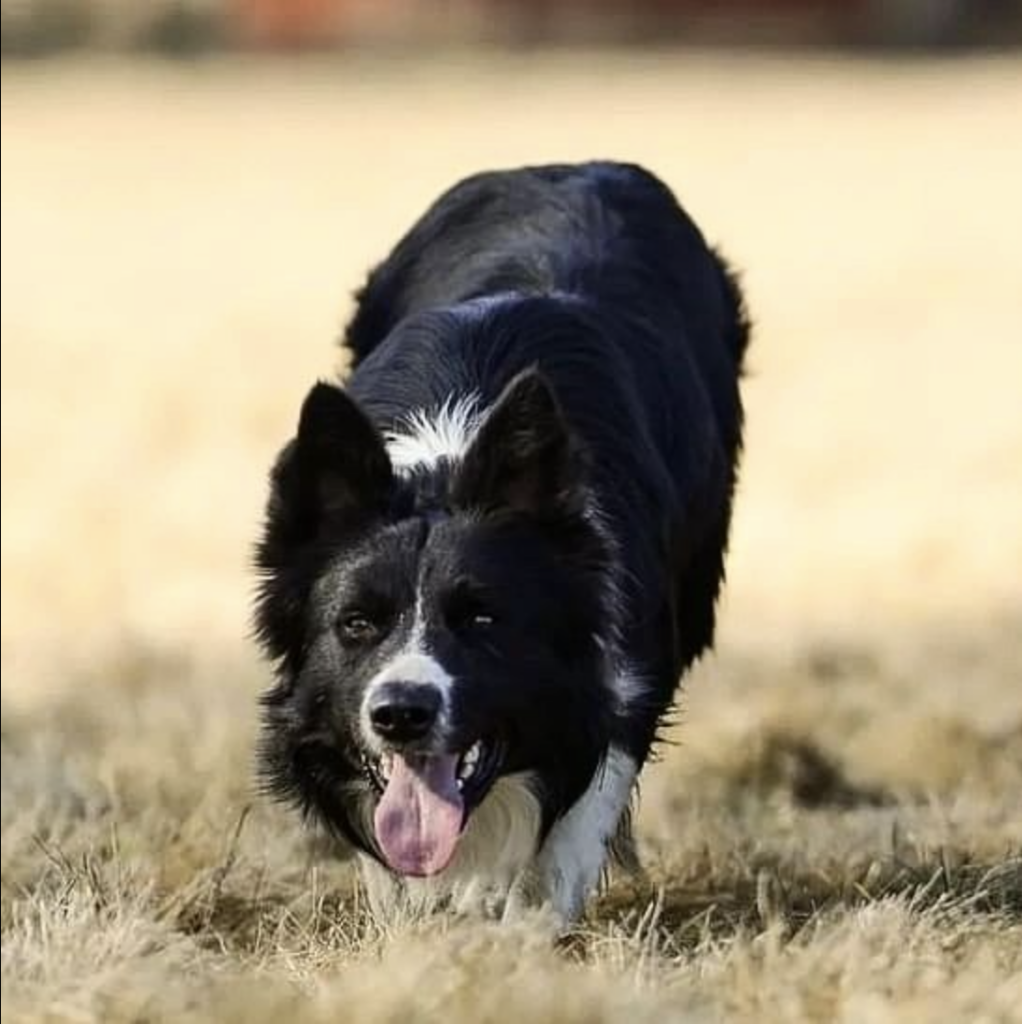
[255, 162, 748, 923]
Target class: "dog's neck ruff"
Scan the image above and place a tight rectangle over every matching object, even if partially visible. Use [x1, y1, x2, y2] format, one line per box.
[384, 394, 483, 473]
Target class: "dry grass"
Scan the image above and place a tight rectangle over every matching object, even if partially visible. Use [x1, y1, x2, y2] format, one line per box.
[2, 52, 1021, 1022]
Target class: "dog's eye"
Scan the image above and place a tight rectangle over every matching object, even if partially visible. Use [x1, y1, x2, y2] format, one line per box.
[447, 602, 496, 634]
[444, 582, 497, 636]
[337, 612, 381, 646]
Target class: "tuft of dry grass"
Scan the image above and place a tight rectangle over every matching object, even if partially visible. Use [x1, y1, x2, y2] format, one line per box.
[3, 53, 1022, 1022]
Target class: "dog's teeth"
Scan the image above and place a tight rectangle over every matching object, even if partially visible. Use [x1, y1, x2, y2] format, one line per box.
[458, 741, 483, 781]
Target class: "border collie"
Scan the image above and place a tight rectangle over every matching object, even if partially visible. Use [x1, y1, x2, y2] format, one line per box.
[255, 161, 749, 923]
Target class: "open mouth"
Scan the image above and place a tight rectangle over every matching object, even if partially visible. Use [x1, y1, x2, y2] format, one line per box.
[360, 739, 504, 877]
[361, 739, 502, 799]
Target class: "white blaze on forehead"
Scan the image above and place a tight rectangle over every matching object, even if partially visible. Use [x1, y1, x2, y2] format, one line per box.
[384, 393, 483, 472]
[358, 536, 455, 753]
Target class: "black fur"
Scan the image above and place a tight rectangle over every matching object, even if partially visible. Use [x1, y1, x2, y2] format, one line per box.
[255, 161, 748, 881]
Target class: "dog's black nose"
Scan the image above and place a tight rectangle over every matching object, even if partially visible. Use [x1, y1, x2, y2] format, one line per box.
[367, 682, 442, 743]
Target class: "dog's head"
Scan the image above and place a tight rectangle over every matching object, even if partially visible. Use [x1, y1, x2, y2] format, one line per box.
[255, 369, 615, 877]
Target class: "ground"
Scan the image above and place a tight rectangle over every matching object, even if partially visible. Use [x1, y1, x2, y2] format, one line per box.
[2, 52, 1021, 1022]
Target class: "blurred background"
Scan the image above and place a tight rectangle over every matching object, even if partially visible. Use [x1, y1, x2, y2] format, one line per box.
[3, 0, 1022, 54]
[2, 3, 1021, 1016]
[3, 0, 1021, 702]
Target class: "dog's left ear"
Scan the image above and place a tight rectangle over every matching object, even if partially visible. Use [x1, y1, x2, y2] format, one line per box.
[452, 368, 587, 518]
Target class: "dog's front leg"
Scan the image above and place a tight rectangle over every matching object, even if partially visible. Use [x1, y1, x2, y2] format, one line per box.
[532, 746, 638, 923]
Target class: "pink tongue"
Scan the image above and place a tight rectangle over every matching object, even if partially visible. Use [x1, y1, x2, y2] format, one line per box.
[373, 753, 464, 876]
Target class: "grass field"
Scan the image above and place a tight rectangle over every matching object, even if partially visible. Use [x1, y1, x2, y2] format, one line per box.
[2, 52, 1021, 1022]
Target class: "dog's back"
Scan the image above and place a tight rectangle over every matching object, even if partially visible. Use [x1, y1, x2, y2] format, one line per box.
[346, 161, 748, 375]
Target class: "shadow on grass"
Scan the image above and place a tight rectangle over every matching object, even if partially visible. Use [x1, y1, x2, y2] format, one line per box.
[579, 852, 1022, 959]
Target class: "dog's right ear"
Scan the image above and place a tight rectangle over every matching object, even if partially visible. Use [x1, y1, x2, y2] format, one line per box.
[255, 384, 392, 669]
[267, 383, 394, 546]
